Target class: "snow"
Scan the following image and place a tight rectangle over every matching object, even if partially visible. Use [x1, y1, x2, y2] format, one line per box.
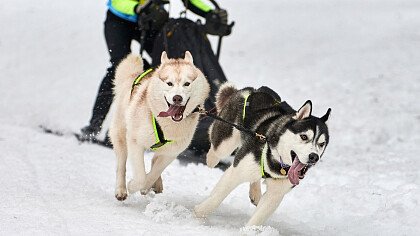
[1, 0, 419, 235]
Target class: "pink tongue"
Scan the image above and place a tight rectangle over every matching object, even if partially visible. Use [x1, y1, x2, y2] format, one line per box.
[288, 158, 306, 185]
[158, 105, 184, 118]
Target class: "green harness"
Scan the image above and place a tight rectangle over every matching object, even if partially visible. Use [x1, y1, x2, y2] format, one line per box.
[131, 68, 173, 150]
[150, 116, 173, 150]
[259, 143, 288, 178]
[242, 93, 250, 121]
[242, 93, 267, 177]
[241, 93, 288, 178]
[131, 68, 154, 95]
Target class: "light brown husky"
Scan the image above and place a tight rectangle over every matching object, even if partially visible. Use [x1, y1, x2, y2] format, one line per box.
[109, 51, 210, 201]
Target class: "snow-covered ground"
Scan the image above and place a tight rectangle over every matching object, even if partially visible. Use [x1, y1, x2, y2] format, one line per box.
[1, 0, 419, 235]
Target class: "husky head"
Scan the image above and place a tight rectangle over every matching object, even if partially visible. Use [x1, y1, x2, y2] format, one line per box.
[150, 51, 210, 122]
[272, 101, 331, 185]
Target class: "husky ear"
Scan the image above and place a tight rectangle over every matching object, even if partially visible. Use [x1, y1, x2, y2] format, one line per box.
[161, 51, 169, 64]
[184, 51, 193, 64]
[320, 108, 331, 123]
[294, 100, 312, 120]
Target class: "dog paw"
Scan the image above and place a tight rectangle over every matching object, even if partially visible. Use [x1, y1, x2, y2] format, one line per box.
[115, 187, 128, 201]
[249, 193, 261, 206]
[206, 152, 220, 168]
[152, 177, 163, 194]
[193, 205, 208, 218]
[249, 182, 262, 206]
[140, 188, 151, 195]
[127, 179, 145, 194]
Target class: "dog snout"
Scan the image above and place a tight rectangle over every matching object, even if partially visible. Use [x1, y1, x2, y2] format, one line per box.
[308, 153, 319, 164]
[172, 95, 183, 105]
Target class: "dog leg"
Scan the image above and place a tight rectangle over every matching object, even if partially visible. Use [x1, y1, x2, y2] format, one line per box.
[246, 178, 292, 226]
[194, 165, 244, 217]
[127, 139, 147, 194]
[249, 181, 262, 206]
[114, 138, 128, 201]
[142, 154, 177, 194]
[207, 130, 240, 168]
[150, 154, 163, 194]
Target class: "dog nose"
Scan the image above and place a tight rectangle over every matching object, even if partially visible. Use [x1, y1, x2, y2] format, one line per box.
[308, 153, 319, 164]
[172, 95, 183, 104]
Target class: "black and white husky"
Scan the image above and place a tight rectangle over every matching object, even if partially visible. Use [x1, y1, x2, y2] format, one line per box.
[194, 83, 331, 226]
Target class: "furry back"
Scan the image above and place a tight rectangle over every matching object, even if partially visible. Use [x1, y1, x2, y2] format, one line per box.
[215, 83, 237, 111]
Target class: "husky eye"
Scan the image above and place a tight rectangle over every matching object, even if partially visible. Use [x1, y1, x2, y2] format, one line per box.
[184, 82, 190, 87]
[167, 82, 173, 87]
[319, 142, 325, 148]
[300, 134, 308, 141]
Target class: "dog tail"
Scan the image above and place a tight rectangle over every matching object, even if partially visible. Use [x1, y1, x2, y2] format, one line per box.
[216, 82, 237, 111]
[113, 54, 144, 96]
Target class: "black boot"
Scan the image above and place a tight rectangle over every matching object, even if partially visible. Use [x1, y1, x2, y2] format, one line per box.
[103, 130, 113, 148]
[80, 124, 101, 141]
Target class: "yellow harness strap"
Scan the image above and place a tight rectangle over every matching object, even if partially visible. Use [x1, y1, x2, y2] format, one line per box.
[129, 68, 173, 150]
[242, 94, 251, 121]
[150, 116, 173, 150]
[241, 91, 288, 178]
[131, 68, 154, 94]
[152, 116, 160, 145]
[260, 143, 268, 177]
[260, 143, 288, 178]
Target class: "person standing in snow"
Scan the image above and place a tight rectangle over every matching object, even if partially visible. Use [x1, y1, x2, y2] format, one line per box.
[81, 0, 228, 140]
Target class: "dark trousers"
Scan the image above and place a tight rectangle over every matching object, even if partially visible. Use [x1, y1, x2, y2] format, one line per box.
[88, 10, 154, 129]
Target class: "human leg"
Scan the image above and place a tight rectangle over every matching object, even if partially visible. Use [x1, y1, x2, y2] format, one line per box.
[82, 11, 137, 137]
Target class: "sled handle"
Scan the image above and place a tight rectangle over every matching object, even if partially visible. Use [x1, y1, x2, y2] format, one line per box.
[216, 37, 222, 60]
[208, 0, 221, 10]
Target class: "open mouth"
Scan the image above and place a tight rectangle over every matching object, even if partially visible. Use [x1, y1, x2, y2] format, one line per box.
[157, 99, 187, 122]
[288, 150, 310, 185]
